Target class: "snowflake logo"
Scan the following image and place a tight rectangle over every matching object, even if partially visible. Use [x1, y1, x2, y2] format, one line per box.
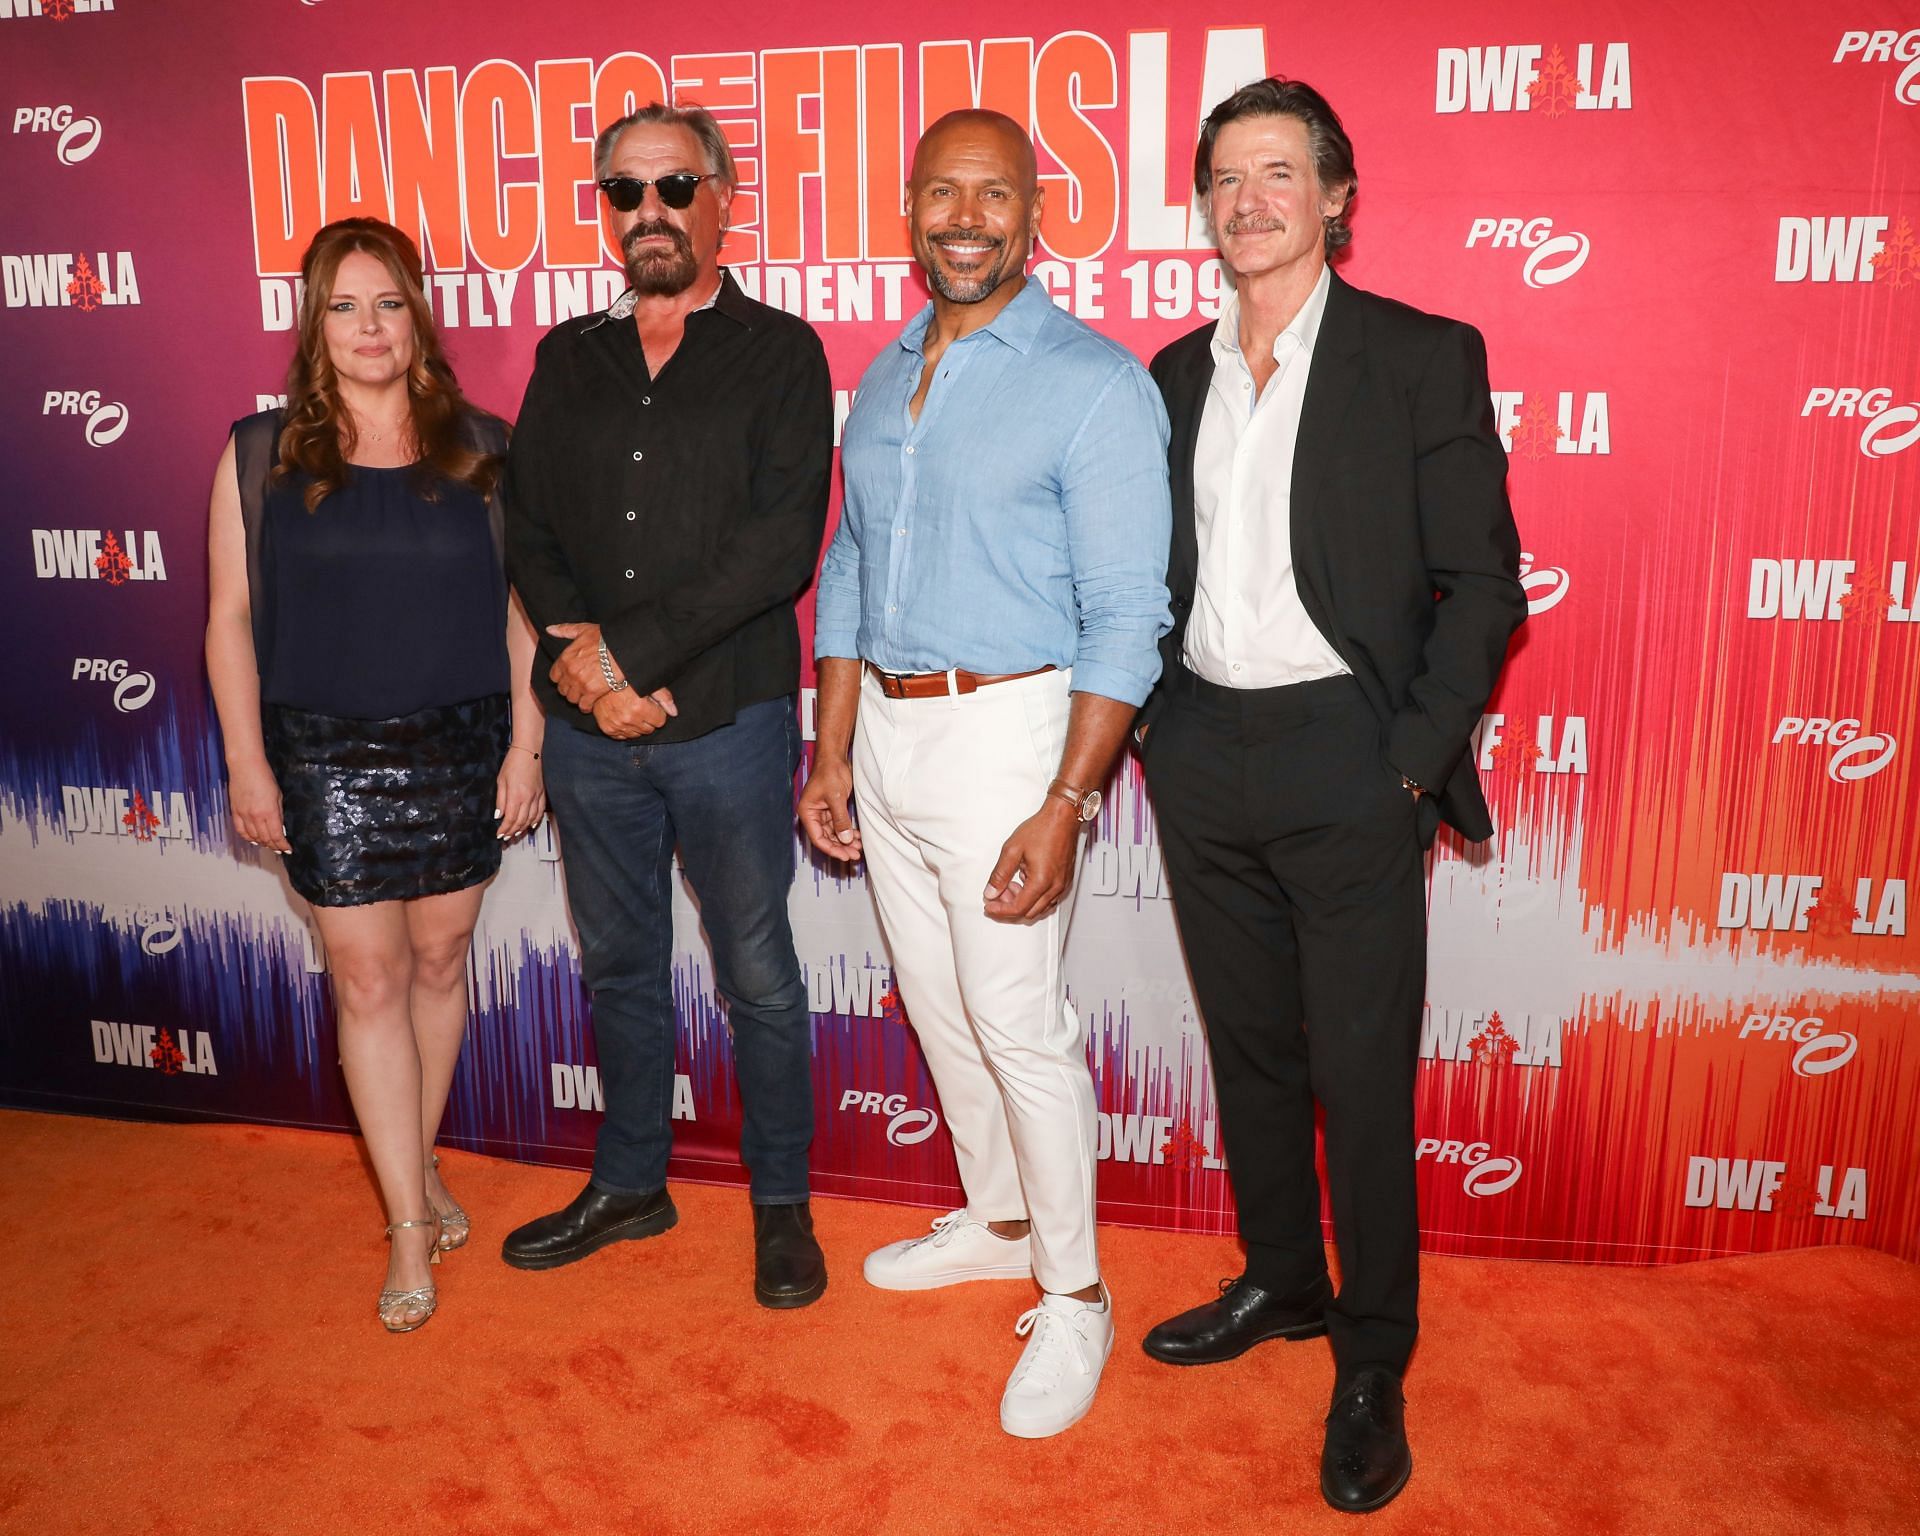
[1807, 882, 1859, 940]
[1770, 1170, 1821, 1221]
[1527, 46, 1580, 119]
[1488, 727, 1543, 773]
[45, 0, 78, 19]
[875, 983, 908, 1030]
[1159, 1119, 1210, 1172]
[1511, 394, 1563, 462]
[66, 252, 105, 310]
[123, 790, 160, 840]
[1468, 1013, 1522, 1066]
[1839, 565, 1892, 626]
[150, 1028, 185, 1075]
[1872, 216, 1920, 291]
[95, 530, 132, 585]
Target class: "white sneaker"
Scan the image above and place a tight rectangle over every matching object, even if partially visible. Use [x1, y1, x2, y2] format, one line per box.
[862, 1209, 1034, 1291]
[999, 1291, 1115, 1439]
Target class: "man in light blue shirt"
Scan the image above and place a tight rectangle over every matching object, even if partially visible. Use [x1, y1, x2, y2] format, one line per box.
[798, 110, 1170, 1440]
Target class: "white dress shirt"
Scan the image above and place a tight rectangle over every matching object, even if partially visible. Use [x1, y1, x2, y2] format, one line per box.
[1184, 263, 1350, 689]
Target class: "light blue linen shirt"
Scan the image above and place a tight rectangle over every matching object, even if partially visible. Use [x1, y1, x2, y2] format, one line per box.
[813, 278, 1172, 707]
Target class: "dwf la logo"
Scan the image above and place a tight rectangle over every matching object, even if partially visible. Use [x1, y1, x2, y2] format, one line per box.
[1770, 717, 1898, 782]
[1, 250, 139, 309]
[11, 105, 101, 163]
[1737, 1014, 1858, 1078]
[1083, 840, 1170, 901]
[1476, 714, 1588, 776]
[837, 1089, 940, 1147]
[1775, 216, 1920, 285]
[0, 0, 116, 17]
[1096, 1112, 1223, 1169]
[43, 389, 129, 446]
[1420, 1009, 1563, 1068]
[1416, 1138, 1523, 1197]
[805, 957, 892, 1018]
[1746, 560, 1920, 623]
[91, 1021, 216, 1077]
[1715, 874, 1907, 937]
[1490, 391, 1610, 458]
[31, 529, 166, 583]
[1833, 30, 1920, 106]
[551, 1063, 695, 1120]
[1434, 43, 1632, 114]
[1464, 218, 1590, 287]
[60, 786, 193, 841]
[1518, 552, 1570, 615]
[1798, 387, 1920, 458]
[1684, 1157, 1867, 1220]
[73, 657, 156, 712]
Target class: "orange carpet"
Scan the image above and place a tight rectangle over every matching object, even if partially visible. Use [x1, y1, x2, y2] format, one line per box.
[2, 1110, 1916, 1536]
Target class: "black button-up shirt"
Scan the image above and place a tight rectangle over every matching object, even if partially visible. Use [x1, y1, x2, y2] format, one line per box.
[504, 271, 833, 742]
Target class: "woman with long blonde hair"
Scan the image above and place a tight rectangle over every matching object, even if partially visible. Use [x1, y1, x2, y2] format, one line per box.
[205, 218, 545, 1332]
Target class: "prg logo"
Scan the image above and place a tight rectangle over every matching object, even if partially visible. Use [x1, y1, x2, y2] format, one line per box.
[43, 388, 129, 446]
[837, 1088, 940, 1147]
[1464, 217, 1590, 287]
[1770, 716, 1897, 782]
[1833, 30, 1920, 106]
[1517, 551, 1570, 614]
[72, 656, 156, 712]
[1416, 1137, 1524, 1198]
[1799, 387, 1920, 459]
[1737, 1013, 1858, 1078]
[11, 105, 101, 163]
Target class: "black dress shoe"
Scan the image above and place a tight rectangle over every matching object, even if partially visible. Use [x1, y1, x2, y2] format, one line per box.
[1321, 1368, 1412, 1513]
[752, 1201, 827, 1309]
[1141, 1273, 1332, 1365]
[500, 1181, 677, 1271]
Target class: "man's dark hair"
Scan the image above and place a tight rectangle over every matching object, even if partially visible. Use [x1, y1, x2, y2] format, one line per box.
[1192, 77, 1357, 258]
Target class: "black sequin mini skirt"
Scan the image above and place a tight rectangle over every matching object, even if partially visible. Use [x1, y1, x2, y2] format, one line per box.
[262, 694, 509, 908]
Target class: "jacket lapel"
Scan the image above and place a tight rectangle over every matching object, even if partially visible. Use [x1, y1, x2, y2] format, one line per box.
[1167, 337, 1211, 601]
[1288, 271, 1366, 643]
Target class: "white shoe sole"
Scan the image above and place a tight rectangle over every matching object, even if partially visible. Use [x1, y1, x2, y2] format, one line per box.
[862, 1254, 1034, 1291]
[999, 1326, 1115, 1438]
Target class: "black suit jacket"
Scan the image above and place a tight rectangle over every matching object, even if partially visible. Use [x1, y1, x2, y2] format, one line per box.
[1142, 269, 1526, 844]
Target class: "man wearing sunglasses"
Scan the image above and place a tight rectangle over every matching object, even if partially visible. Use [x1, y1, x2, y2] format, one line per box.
[502, 104, 834, 1308]
[799, 110, 1171, 1438]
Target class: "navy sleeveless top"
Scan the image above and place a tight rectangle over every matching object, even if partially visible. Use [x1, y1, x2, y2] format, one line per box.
[233, 411, 510, 720]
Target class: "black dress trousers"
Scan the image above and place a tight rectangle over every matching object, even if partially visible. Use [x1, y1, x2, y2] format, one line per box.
[1145, 665, 1428, 1377]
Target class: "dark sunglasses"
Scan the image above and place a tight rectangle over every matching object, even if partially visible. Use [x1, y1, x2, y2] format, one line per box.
[597, 174, 712, 212]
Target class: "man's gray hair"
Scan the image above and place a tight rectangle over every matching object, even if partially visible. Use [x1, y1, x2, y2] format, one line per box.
[593, 101, 737, 188]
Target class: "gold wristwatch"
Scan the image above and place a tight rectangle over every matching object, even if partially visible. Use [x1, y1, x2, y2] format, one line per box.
[1047, 777, 1102, 821]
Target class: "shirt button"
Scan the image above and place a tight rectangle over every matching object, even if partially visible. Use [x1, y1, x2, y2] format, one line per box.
[626, 511, 636, 521]
[1231, 663, 1244, 674]
[632, 450, 644, 461]
[896, 528, 906, 537]
[906, 445, 916, 455]
[626, 569, 636, 579]
[641, 396, 651, 405]
[888, 605, 897, 613]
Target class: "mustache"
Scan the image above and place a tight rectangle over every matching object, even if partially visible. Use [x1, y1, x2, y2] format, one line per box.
[623, 220, 692, 254]
[1225, 215, 1286, 236]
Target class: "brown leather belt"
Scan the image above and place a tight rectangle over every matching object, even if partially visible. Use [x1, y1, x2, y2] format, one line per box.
[865, 661, 1056, 700]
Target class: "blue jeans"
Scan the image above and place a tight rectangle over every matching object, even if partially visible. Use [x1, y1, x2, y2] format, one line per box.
[542, 696, 812, 1203]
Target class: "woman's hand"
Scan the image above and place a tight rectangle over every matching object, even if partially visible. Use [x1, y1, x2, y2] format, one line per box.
[496, 745, 546, 840]
[228, 757, 291, 853]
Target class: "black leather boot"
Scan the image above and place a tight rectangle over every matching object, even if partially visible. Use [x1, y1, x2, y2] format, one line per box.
[500, 1181, 677, 1271]
[753, 1201, 827, 1308]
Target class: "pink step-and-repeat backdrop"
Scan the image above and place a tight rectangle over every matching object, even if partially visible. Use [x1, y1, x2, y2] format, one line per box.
[3, 0, 1916, 1264]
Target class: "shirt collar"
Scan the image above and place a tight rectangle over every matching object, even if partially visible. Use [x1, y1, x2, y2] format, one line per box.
[585, 269, 747, 331]
[898, 272, 1050, 358]
[1210, 261, 1332, 368]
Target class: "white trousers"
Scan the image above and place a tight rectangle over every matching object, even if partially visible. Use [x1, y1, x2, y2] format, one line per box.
[852, 666, 1101, 1294]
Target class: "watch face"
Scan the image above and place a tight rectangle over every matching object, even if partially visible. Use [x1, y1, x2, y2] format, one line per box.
[1079, 788, 1102, 821]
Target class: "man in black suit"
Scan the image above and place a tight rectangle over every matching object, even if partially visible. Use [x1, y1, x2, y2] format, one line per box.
[1134, 78, 1525, 1512]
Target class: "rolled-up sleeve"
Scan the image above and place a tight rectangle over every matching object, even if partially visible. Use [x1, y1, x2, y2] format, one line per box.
[812, 505, 864, 661]
[1058, 358, 1174, 706]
